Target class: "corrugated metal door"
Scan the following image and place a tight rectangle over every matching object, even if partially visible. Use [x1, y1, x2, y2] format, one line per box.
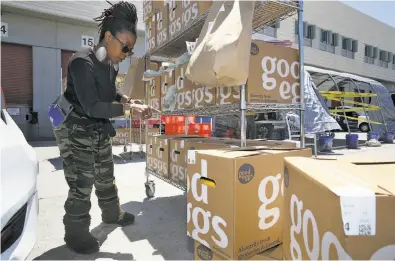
[1, 43, 33, 105]
[61, 50, 74, 93]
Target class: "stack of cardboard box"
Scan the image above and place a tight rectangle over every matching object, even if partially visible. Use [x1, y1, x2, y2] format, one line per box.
[138, 38, 301, 115]
[188, 149, 395, 260]
[120, 35, 300, 116]
[187, 144, 311, 260]
[146, 135, 239, 187]
[145, 135, 301, 188]
[143, 0, 213, 53]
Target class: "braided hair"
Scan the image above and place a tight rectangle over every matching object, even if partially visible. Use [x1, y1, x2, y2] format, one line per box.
[94, 1, 138, 41]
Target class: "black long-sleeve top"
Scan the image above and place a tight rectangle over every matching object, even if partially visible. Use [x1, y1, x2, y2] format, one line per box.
[64, 48, 124, 120]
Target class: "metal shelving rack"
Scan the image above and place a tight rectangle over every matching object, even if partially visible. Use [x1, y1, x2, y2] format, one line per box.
[143, 0, 305, 197]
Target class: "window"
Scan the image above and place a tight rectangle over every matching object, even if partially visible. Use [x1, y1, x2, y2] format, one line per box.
[319, 29, 338, 54]
[332, 34, 338, 47]
[306, 24, 315, 39]
[365, 45, 373, 57]
[261, 20, 280, 38]
[364, 44, 378, 64]
[341, 37, 357, 59]
[342, 37, 350, 51]
[379, 50, 387, 61]
[294, 20, 315, 39]
[320, 30, 337, 46]
[294, 20, 315, 47]
[378, 49, 390, 68]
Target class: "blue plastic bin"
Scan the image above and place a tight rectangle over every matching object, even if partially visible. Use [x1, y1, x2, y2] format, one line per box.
[384, 132, 394, 144]
[318, 134, 334, 152]
[346, 133, 359, 149]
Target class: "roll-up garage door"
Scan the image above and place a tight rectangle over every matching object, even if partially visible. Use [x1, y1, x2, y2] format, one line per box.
[1, 43, 33, 106]
[61, 50, 75, 93]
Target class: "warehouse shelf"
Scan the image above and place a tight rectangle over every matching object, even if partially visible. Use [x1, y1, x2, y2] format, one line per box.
[161, 103, 302, 116]
[142, 0, 306, 197]
[145, 0, 299, 58]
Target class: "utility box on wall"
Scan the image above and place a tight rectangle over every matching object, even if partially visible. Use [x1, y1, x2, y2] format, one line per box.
[6, 104, 39, 141]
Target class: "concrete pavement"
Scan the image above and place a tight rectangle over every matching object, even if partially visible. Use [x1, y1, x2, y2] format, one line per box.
[28, 141, 193, 260]
[28, 140, 395, 260]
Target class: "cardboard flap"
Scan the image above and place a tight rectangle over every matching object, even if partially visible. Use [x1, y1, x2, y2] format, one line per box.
[224, 146, 302, 152]
[197, 147, 308, 159]
[285, 157, 395, 196]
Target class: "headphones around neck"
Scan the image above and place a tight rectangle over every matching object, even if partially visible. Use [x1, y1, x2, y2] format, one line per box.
[93, 45, 119, 71]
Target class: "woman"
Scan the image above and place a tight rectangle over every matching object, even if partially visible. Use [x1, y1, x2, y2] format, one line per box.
[52, 1, 151, 254]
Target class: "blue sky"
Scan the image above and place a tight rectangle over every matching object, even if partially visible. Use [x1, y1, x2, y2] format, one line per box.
[341, 1, 395, 28]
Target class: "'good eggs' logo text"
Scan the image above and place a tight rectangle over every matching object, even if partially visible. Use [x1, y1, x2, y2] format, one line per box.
[197, 244, 213, 260]
[238, 164, 255, 184]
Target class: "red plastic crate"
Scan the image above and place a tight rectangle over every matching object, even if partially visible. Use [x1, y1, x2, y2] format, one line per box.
[199, 123, 211, 137]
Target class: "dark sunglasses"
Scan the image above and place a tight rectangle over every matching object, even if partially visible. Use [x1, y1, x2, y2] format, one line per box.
[112, 35, 134, 56]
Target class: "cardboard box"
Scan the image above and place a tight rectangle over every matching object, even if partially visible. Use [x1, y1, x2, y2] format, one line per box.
[143, 0, 156, 22]
[225, 139, 300, 149]
[147, 62, 161, 111]
[146, 133, 163, 173]
[156, 1, 169, 47]
[282, 157, 395, 260]
[195, 241, 283, 260]
[154, 135, 171, 178]
[248, 40, 300, 104]
[216, 86, 240, 106]
[112, 128, 130, 145]
[194, 86, 216, 109]
[168, 0, 183, 40]
[121, 57, 146, 100]
[181, 1, 213, 28]
[174, 64, 196, 110]
[146, 16, 157, 51]
[169, 137, 236, 186]
[147, 76, 161, 112]
[133, 128, 160, 144]
[187, 147, 312, 260]
[161, 70, 175, 112]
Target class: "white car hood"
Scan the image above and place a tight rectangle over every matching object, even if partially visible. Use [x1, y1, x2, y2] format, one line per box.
[1, 109, 38, 230]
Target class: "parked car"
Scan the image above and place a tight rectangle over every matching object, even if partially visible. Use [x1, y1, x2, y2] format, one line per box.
[1, 87, 39, 260]
[330, 106, 370, 132]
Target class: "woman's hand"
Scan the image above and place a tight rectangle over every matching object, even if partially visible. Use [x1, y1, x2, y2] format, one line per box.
[130, 103, 153, 119]
[120, 95, 131, 104]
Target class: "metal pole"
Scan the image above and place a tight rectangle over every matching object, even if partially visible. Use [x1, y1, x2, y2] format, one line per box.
[240, 84, 247, 147]
[368, 83, 388, 133]
[130, 113, 133, 160]
[144, 56, 150, 183]
[349, 78, 372, 132]
[328, 74, 351, 134]
[298, 0, 305, 148]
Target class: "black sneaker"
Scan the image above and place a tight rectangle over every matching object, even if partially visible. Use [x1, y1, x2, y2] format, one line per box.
[103, 211, 135, 227]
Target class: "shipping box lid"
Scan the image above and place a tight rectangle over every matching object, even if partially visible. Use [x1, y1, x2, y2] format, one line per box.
[285, 157, 395, 196]
[193, 147, 310, 159]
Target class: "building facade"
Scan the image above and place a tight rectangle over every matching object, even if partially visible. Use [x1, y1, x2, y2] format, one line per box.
[1, 1, 145, 140]
[261, 1, 395, 93]
[2, 1, 395, 140]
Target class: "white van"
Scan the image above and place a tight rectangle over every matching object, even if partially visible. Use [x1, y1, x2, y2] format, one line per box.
[1, 87, 39, 260]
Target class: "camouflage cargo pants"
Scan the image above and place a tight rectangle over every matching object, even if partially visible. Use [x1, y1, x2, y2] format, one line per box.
[53, 117, 120, 233]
